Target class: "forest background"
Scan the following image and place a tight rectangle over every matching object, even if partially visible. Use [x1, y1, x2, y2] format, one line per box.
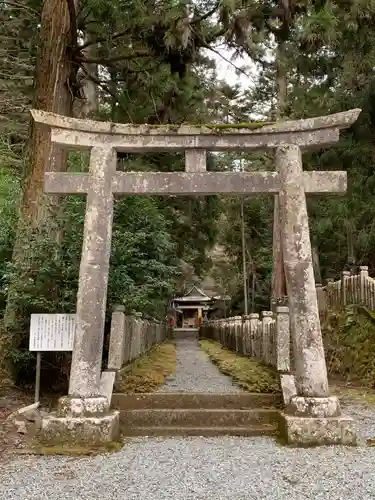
[1, 0, 374, 388]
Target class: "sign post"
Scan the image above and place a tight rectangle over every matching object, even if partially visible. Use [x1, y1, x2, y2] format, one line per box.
[29, 314, 76, 402]
[34, 352, 41, 403]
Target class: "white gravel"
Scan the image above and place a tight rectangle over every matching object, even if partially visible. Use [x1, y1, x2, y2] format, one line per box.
[1, 435, 375, 500]
[342, 403, 375, 441]
[2, 337, 375, 499]
[159, 337, 243, 393]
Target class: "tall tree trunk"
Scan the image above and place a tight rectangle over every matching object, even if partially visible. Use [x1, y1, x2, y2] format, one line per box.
[80, 33, 99, 117]
[0, 0, 77, 379]
[271, 1, 289, 305]
[271, 43, 287, 303]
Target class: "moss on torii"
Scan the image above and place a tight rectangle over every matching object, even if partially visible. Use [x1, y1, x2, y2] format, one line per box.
[203, 121, 275, 131]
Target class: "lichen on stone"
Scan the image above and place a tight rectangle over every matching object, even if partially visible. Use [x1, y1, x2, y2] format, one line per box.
[203, 121, 275, 132]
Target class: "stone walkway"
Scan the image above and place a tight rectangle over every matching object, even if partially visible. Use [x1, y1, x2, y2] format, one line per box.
[159, 336, 242, 393]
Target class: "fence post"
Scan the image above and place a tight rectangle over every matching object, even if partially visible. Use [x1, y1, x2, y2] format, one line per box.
[154, 320, 159, 344]
[211, 319, 216, 342]
[233, 316, 242, 352]
[123, 314, 129, 364]
[276, 306, 290, 372]
[209, 319, 215, 342]
[359, 266, 369, 307]
[136, 312, 143, 357]
[224, 318, 230, 346]
[242, 315, 251, 355]
[210, 319, 216, 342]
[219, 319, 225, 344]
[269, 320, 276, 367]
[326, 278, 334, 309]
[226, 317, 233, 350]
[249, 313, 260, 359]
[341, 270, 350, 306]
[209, 319, 214, 342]
[200, 320, 205, 339]
[107, 305, 126, 370]
[141, 317, 147, 353]
[316, 283, 326, 315]
[128, 313, 139, 361]
[270, 297, 277, 314]
[145, 318, 151, 352]
[261, 311, 273, 365]
[225, 317, 231, 349]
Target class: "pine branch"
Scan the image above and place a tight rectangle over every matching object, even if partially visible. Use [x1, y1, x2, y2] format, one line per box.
[0, 1, 39, 16]
[205, 45, 250, 79]
[75, 51, 150, 65]
[78, 28, 133, 51]
[191, 1, 220, 24]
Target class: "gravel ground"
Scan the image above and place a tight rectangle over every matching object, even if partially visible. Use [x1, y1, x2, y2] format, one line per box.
[2, 339, 375, 499]
[343, 403, 375, 442]
[159, 337, 243, 393]
[1, 433, 375, 500]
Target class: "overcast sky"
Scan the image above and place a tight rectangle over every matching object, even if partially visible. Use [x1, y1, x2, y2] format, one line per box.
[206, 46, 258, 90]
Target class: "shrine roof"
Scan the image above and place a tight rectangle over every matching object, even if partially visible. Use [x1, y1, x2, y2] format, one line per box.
[173, 285, 212, 302]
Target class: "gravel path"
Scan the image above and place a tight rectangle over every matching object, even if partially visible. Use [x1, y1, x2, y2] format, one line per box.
[159, 336, 242, 393]
[1, 433, 375, 500]
[2, 338, 375, 499]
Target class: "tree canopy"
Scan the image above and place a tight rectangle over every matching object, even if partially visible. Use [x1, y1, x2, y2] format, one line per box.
[1, 0, 375, 384]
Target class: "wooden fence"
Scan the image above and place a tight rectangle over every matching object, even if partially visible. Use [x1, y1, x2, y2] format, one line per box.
[107, 306, 172, 371]
[199, 306, 291, 372]
[317, 266, 375, 313]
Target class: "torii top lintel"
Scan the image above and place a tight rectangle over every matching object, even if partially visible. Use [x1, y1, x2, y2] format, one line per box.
[31, 108, 361, 152]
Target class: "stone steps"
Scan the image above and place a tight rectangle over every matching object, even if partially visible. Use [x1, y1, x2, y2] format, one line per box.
[173, 329, 198, 340]
[120, 408, 280, 427]
[112, 392, 281, 438]
[112, 392, 282, 410]
[121, 424, 278, 437]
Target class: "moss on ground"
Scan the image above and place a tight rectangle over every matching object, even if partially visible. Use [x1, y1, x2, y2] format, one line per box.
[18, 440, 124, 457]
[200, 339, 280, 393]
[331, 384, 375, 406]
[323, 305, 375, 387]
[115, 342, 176, 393]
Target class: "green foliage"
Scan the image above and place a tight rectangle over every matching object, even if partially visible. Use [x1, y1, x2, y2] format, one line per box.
[221, 195, 273, 313]
[4, 0, 375, 386]
[216, 0, 375, 314]
[110, 196, 178, 316]
[323, 306, 375, 386]
[0, 0, 226, 385]
[0, 149, 21, 314]
[0, 151, 178, 384]
[0, 0, 41, 140]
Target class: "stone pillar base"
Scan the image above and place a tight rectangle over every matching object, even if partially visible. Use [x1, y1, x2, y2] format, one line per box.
[280, 396, 357, 446]
[279, 413, 357, 446]
[38, 395, 120, 445]
[39, 412, 120, 445]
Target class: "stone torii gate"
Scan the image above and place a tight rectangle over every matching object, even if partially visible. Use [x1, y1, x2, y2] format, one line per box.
[32, 108, 360, 445]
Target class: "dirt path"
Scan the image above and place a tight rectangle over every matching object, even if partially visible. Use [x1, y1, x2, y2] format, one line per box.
[0, 388, 33, 458]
